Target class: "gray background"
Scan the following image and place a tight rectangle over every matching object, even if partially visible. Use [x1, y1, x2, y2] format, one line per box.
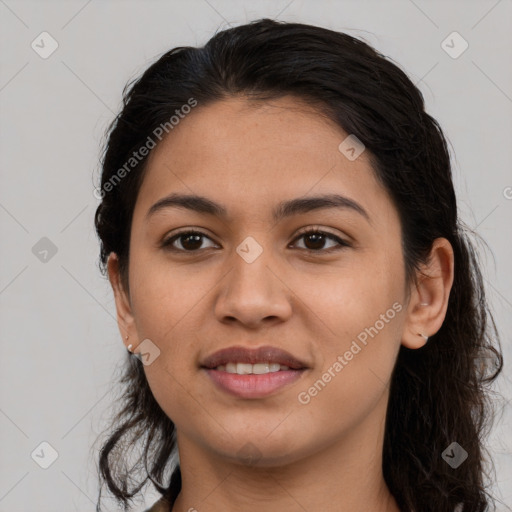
[0, 0, 511, 510]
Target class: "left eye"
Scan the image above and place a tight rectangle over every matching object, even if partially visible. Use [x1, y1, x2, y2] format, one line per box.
[291, 229, 349, 253]
[161, 229, 349, 253]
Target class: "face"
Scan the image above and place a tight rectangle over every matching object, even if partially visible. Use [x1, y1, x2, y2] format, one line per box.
[114, 96, 412, 467]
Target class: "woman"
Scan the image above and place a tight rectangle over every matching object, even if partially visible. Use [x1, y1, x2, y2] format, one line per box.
[93, 18, 503, 512]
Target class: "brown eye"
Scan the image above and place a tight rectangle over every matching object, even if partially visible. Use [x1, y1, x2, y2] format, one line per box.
[291, 229, 350, 253]
[162, 231, 216, 252]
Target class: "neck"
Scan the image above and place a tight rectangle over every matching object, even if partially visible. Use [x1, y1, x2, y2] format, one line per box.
[172, 393, 399, 512]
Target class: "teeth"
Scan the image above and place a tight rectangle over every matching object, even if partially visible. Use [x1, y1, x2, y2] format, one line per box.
[216, 362, 291, 374]
[253, 363, 270, 374]
[237, 363, 252, 375]
[225, 363, 237, 373]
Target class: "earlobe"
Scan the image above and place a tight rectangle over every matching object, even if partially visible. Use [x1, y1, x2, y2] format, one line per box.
[107, 252, 136, 349]
[401, 238, 455, 350]
[402, 327, 430, 350]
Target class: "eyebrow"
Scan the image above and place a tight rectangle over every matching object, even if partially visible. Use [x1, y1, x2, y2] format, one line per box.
[145, 192, 371, 224]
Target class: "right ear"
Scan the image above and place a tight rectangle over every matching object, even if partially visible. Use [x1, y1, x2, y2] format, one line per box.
[107, 252, 137, 348]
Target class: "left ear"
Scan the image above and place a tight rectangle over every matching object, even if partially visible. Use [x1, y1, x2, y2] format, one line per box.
[402, 237, 455, 349]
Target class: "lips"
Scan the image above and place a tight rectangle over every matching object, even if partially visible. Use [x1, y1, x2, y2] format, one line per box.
[200, 345, 309, 370]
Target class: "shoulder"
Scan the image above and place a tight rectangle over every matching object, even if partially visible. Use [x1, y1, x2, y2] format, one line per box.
[144, 495, 172, 512]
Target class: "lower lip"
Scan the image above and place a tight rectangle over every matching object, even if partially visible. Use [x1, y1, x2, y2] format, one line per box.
[203, 368, 306, 399]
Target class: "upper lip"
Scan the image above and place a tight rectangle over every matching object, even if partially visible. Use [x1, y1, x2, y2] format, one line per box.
[200, 345, 309, 370]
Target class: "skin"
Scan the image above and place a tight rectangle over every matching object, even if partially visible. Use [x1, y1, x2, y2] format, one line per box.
[107, 96, 454, 512]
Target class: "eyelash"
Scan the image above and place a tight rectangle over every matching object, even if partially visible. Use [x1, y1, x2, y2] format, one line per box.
[161, 227, 350, 255]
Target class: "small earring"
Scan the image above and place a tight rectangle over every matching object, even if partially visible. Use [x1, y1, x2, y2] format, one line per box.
[420, 302, 429, 306]
[125, 335, 133, 353]
[417, 333, 429, 342]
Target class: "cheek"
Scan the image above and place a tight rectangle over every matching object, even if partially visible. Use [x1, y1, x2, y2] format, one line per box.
[298, 250, 404, 346]
[292, 291, 403, 444]
[127, 252, 218, 417]
[293, 254, 404, 408]
[139, 311, 206, 429]
[128, 250, 206, 340]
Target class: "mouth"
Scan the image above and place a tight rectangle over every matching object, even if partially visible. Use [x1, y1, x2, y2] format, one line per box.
[200, 345, 308, 370]
[210, 362, 296, 373]
[200, 345, 310, 399]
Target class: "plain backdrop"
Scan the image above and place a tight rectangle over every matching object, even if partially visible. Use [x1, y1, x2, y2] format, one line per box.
[0, 0, 511, 511]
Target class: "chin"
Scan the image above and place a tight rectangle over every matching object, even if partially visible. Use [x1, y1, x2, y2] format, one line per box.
[208, 430, 312, 468]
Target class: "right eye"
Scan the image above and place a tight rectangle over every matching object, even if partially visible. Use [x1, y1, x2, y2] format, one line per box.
[161, 230, 218, 252]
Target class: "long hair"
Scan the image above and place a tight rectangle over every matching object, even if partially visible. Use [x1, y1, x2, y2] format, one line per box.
[93, 18, 503, 511]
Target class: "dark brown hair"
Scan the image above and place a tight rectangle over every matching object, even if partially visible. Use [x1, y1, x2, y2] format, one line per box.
[93, 18, 504, 512]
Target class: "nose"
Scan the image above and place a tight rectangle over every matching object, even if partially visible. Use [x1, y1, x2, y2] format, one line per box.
[214, 243, 293, 329]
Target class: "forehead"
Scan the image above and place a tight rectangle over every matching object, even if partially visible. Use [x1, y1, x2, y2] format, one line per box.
[133, 96, 394, 226]
[147, 96, 348, 167]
